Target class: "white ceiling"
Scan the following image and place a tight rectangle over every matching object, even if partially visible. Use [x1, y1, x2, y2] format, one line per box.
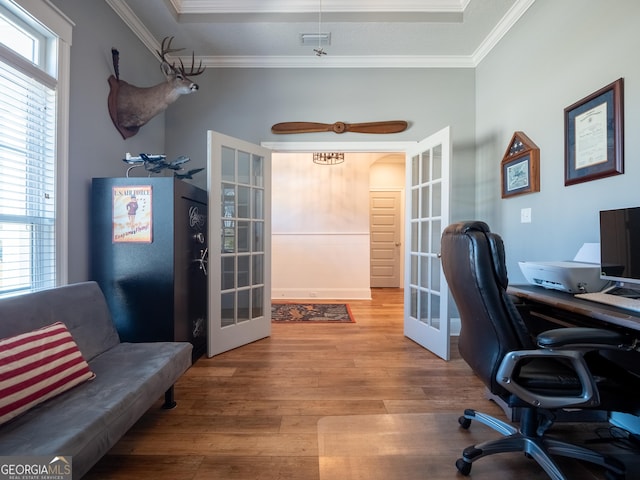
[106, 0, 535, 68]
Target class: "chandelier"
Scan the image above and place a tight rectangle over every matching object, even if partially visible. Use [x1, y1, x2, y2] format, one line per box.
[313, 152, 344, 165]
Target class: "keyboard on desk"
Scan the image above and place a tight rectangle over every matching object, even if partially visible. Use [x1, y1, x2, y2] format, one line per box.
[574, 291, 640, 313]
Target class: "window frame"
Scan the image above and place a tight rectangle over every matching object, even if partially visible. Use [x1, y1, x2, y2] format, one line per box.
[0, 0, 73, 290]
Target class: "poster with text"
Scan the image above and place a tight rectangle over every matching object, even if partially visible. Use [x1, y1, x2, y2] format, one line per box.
[112, 185, 152, 243]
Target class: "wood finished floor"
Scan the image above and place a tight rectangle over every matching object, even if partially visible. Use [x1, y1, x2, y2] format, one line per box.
[82, 288, 544, 479]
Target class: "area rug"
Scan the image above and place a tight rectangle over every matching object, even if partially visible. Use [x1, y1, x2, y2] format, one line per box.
[271, 303, 355, 323]
[318, 413, 640, 480]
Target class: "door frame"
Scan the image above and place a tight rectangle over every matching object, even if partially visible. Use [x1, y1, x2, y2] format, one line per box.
[263, 141, 414, 155]
[263, 138, 446, 328]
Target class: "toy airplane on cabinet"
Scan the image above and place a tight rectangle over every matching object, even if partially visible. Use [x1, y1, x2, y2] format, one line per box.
[122, 153, 201, 178]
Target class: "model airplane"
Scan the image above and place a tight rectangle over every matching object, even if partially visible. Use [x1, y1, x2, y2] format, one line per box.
[123, 152, 165, 164]
[122, 153, 202, 178]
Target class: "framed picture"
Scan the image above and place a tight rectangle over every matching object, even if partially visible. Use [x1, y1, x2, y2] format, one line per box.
[501, 131, 540, 198]
[112, 185, 153, 243]
[564, 78, 624, 186]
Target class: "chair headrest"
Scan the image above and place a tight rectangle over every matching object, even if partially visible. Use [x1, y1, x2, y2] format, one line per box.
[444, 221, 508, 289]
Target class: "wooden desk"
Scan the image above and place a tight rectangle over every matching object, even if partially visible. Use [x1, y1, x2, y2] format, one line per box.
[508, 284, 640, 334]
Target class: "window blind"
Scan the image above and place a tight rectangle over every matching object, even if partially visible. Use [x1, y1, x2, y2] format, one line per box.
[0, 51, 56, 297]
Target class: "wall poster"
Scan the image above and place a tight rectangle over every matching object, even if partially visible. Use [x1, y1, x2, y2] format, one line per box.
[112, 185, 152, 243]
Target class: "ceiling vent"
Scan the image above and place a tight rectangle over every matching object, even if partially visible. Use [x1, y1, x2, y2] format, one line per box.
[300, 33, 331, 46]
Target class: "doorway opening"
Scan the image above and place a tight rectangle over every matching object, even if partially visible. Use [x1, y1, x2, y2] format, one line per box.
[267, 145, 410, 301]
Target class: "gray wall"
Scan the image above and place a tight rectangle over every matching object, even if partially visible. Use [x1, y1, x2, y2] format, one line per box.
[51, 0, 166, 282]
[55, 0, 638, 287]
[50, 0, 478, 283]
[475, 0, 640, 284]
[165, 68, 477, 225]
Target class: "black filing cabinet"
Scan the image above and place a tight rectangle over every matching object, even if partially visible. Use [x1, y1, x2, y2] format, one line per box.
[91, 177, 208, 361]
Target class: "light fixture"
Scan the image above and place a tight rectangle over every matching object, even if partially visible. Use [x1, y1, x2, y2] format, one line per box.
[313, 152, 344, 165]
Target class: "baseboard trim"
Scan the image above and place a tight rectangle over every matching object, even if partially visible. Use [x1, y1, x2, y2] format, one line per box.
[271, 287, 372, 301]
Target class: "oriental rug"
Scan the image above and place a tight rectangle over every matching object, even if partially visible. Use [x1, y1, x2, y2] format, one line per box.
[271, 302, 355, 323]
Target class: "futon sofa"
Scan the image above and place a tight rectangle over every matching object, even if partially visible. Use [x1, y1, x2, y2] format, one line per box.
[0, 281, 193, 479]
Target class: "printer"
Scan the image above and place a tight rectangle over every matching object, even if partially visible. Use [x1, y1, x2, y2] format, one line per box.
[518, 243, 608, 294]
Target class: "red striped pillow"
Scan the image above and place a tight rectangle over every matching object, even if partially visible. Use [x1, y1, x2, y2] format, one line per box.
[0, 322, 95, 425]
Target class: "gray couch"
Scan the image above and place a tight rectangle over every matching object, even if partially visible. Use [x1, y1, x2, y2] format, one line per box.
[0, 281, 193, 479]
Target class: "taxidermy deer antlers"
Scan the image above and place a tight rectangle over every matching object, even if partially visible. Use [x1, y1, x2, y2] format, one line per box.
[108, 36, 205, 139]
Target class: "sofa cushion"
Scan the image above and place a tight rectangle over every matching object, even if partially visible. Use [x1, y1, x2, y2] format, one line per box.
[0, 282, 121, 362]
[0, 322, 95, 425]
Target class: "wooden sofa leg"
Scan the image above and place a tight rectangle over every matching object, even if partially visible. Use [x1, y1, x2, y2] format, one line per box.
[162, 386, 177, 409]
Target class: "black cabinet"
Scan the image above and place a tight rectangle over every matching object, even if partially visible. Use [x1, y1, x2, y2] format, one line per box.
[91, 177, 207, 361]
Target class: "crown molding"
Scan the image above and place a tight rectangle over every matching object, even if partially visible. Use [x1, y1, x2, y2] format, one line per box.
[171, 0, 471, 14]
[107, 0, 534, 69]
[471, 0, 535, 65]
[193, 54, 476, 69]
[105, 0, 160, 53]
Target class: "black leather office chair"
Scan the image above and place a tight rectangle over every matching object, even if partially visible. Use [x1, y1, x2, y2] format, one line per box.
[440, 221, 640, 480]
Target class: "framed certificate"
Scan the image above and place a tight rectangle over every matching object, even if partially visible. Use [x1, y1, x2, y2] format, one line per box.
[564, 78, 624, 186]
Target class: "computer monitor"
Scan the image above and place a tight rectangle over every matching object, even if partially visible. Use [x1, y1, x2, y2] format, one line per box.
[599, 206, 640, 290]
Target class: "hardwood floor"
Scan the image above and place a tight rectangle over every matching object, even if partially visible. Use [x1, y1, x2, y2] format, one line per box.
[83, 288, 511, 479]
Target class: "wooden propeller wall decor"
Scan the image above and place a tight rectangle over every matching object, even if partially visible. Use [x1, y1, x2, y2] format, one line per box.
[271, 120, 408, 134]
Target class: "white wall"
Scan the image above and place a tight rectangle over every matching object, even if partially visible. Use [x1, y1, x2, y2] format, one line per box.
[370, 155, 405, 189]
[271, 153, 406, 299]
[271, 152, 376, 299]
[476, 0, 640, 284]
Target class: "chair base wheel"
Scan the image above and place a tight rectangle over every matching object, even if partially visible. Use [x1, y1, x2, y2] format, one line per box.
[458, 415, 472, 429]
[456, 458, 472, 476]
[454, 409, 627, 480]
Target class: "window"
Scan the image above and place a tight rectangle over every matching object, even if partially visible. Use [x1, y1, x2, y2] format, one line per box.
[0, 0, 71, 297]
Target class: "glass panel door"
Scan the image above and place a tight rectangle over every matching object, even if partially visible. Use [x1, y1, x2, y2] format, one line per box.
[208, 132, 271, 356]
[404, 127, 451, 360]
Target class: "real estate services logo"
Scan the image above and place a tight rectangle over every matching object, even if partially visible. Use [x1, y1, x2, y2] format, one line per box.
[0, 456, 72, 480]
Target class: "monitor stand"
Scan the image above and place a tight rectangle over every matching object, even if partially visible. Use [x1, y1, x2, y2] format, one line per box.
[602, 282, 640, 299]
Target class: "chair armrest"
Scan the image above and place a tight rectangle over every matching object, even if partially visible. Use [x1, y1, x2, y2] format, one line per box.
[537, 327, 635, 350]
[496, 349, 600, 410]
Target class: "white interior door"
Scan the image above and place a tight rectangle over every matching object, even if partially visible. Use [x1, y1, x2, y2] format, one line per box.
[404, 126, 451, 360]
[207, 131, 271, 357]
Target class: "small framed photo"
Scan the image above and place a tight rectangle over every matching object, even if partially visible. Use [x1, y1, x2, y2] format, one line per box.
[501, 132, 540, 198]
[564, 78, 624, 186]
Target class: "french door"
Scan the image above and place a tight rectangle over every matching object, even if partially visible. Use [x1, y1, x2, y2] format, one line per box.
[404, 127, 451, 360]
[207, 132, 272, 356]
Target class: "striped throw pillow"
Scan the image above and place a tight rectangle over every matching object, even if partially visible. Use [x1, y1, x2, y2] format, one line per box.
[0, 322, 95, 425]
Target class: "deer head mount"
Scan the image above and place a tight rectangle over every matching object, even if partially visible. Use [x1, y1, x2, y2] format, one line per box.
[108, 36, 205, 139]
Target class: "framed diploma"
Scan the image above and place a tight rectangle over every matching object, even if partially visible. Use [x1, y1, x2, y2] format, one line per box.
[564, 78, 624, 186]
[501, 131, 540, 198]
